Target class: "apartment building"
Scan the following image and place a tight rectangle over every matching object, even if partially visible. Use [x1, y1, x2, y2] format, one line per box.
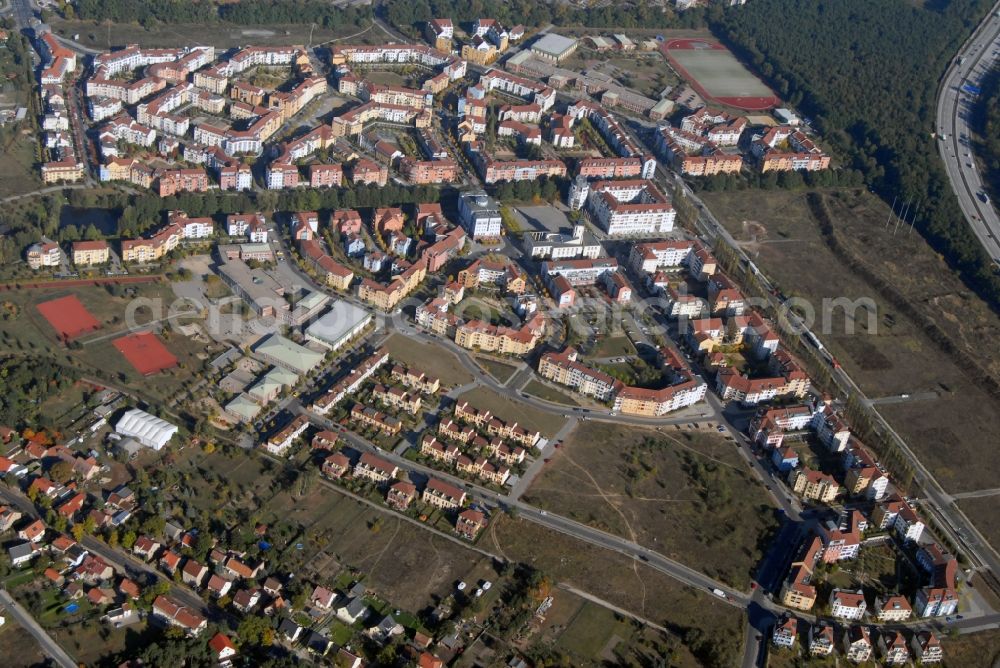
[586, 180, 674, 236]
[400, 158, 459, 184]
[121, 223, 182, 263]
[263, 415, 310, 457]
[566, 99, 656, 177]
[843, 627, 872, 663]
[72, 240, 110, 266]
[298, 239, 354, 291]
[829, 589, 866, 620]
[789, 467, 839, 503]
[537, 348, 620, 401]
[455, 315, 545, 356]
[357, 261, 427, 311]
[875, 595, 912, 622]
[27, 242, 61, 269]
[613, 377, 707, 417]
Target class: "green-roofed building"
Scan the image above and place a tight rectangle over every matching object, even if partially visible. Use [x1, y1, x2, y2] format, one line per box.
[254, 333, 325, 375]
[225, 394, 263, 423]
[247, 366, 299, 404]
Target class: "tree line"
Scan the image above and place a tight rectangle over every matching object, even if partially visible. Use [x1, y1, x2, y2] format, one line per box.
[74, 0, 372, 28]
[711, 0, 1000, 309]
[383, 0, 695, 32]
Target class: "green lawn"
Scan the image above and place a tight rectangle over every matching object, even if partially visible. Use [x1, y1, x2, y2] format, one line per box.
[522, 379, 580, 406]
[476, 357, 519, 384]
[589, 335, 636, 358]
[456, 386, 567, 437]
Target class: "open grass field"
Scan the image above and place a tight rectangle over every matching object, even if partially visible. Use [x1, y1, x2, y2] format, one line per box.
[49, 18, 381, 50]
[258, 485, 496, 612]
[0, 282, 219, 405]
[941, 628, 1000, 666]
[456, 386, 567, 437]
[545, 599, 698, 667]
[384, 333, 474, 388]
[487, 513, 744, 650]
[701, 188, 1000, 545]
[522, 422, 778, 588]
[588, 334, 635, 358]
[476, 356, 519, 384]
[0, 615, 48, 667]
[959, 496, 1000, 557]
[0, 130, 43, 198]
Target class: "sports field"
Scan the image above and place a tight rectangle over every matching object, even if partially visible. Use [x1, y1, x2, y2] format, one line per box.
[663, 38, 779, 111]
[36, 295, 101, 340]
[112, 331, 178, 375]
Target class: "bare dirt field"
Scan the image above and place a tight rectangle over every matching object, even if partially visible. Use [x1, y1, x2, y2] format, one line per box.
[522, 422, 779, 589]
[701, 187, 1000, 549]
[487, 513, 744, 658]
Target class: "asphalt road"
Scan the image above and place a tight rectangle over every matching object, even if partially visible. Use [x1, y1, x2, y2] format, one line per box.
[936, 0, 1000, 260]
[0, 589, 77, 668]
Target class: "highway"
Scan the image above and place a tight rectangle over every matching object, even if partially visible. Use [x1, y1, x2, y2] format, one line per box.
[936, 0, 1000, 260]
[0, 589, 77, 668]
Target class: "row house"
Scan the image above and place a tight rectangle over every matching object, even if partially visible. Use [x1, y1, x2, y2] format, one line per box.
[350, 405, 402, 435]
[152, 595, 207, 636]
[371, 384, 423, 414]
[353, 452, 399, 485]
[422, 478, 466, 510]
[421, 435, 461, 464]
[264, 415, 310, 457]
[390, 365, 441, 394]
[438, 419, 476, 444]
[311, 348, 389, 414]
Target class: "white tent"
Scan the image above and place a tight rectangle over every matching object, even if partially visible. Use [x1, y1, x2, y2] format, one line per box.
[115, 408, 178, 451]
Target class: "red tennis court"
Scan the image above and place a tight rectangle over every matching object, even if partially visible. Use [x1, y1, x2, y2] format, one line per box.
[36, 295, 101, 340]
[113, 331, 178, 376]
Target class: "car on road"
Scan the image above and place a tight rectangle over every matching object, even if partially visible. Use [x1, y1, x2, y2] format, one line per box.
[980, 191, 991, 203]
[716, 425, 726, 433]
